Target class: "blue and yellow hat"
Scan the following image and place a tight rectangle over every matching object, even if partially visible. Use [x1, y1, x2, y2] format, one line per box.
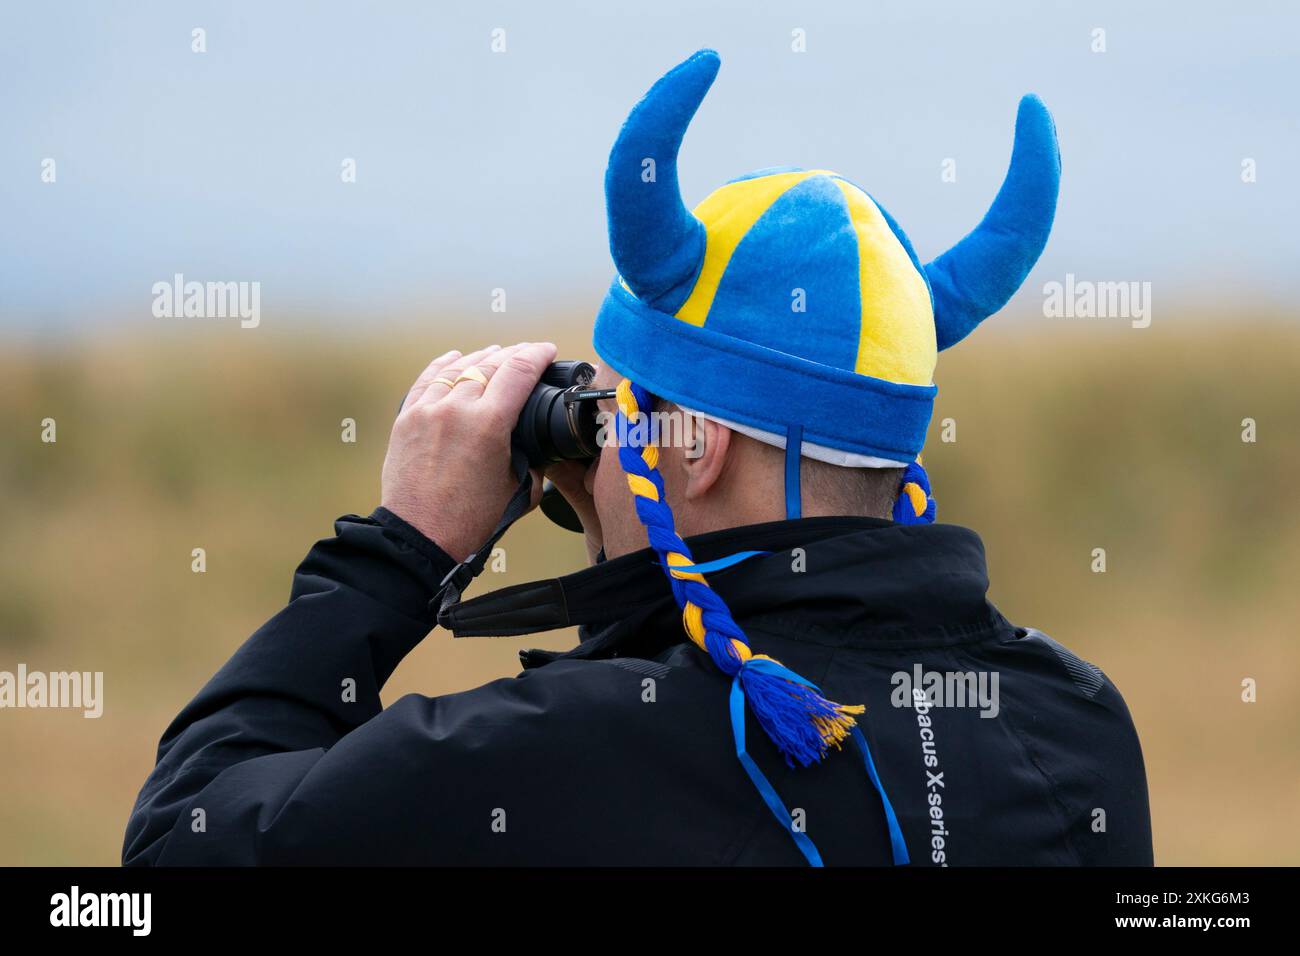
[594, 48, 1060, 470]
[590, 50, 1059, 866]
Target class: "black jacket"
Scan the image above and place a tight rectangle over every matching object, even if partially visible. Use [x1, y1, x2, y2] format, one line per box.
[123, 509, 1153, 865]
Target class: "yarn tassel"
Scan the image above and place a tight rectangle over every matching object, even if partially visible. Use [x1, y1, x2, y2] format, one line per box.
[738, 658, 865, 768]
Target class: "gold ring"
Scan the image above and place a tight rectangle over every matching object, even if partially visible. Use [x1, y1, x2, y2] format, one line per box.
[432, 377, 457, 388]
[454, 366, 489, 387]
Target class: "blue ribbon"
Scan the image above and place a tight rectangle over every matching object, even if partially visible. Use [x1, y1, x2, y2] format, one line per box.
[851, 726, 910, 865]
[784, 424, 803, 520]
[730, 674, 823, 866]
[669, 550, 770, 574]
[729, 658, 910, 867]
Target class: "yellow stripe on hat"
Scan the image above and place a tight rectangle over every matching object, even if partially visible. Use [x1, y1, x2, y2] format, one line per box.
[831, 179, 936, 387]
[675, 170, 835, 327]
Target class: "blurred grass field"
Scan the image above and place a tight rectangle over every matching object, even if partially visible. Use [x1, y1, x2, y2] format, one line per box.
[1, 314, 1297, 865]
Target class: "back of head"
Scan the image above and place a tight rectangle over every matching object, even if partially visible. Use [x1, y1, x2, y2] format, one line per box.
[595, 49, 1060, 479]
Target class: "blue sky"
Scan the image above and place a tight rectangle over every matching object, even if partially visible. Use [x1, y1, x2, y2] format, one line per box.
[2, 0, 1296, 338]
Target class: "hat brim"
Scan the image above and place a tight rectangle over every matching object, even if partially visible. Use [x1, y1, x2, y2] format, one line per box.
[593, 281, 936, 462]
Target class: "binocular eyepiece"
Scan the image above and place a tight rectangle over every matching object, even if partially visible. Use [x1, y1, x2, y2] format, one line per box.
[511, 361, 614, 533]
[510, 361, 611, 469]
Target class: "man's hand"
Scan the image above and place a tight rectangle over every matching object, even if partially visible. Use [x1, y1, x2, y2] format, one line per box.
[544, 460, 603, 564]
[381, 342, 557, 561]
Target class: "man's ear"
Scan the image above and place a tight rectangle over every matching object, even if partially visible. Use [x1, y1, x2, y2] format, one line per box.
[681, 414, 732, 502]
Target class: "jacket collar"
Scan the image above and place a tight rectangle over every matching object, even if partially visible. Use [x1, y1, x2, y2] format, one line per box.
[440, 516, 1012, 666]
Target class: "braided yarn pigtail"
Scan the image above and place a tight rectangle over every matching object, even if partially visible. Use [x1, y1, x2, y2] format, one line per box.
[614, 379, 864, 767]
[892, 457, 936, 525]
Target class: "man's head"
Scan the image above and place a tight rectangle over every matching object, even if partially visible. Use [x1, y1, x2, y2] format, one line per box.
[579, 48, 1056, 555]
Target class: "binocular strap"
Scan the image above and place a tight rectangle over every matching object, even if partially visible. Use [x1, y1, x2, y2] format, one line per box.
[430, 444, 534, 620]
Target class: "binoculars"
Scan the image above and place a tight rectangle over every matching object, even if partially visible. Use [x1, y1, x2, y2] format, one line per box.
[399, 360, 611, 533]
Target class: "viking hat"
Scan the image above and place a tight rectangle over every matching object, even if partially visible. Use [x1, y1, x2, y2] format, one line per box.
[593, 49, 1060, 471]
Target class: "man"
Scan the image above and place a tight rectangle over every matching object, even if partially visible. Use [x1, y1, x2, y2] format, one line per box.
[124, 51, 1152, 866]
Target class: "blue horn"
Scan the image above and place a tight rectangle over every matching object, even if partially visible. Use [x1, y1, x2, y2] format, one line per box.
[605, 50, 720, 309]
[925, 94, 1061, 350]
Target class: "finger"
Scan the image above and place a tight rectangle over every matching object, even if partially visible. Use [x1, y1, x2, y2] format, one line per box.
[481, 341, 558, 416]
[527, 468, 545, 511]
[441, 342, 530, 403]
[409, 346, 498, 407]
[546, 460, 604, 562]
[414, 344, 502, 406]
[403, 349, 462, 408]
